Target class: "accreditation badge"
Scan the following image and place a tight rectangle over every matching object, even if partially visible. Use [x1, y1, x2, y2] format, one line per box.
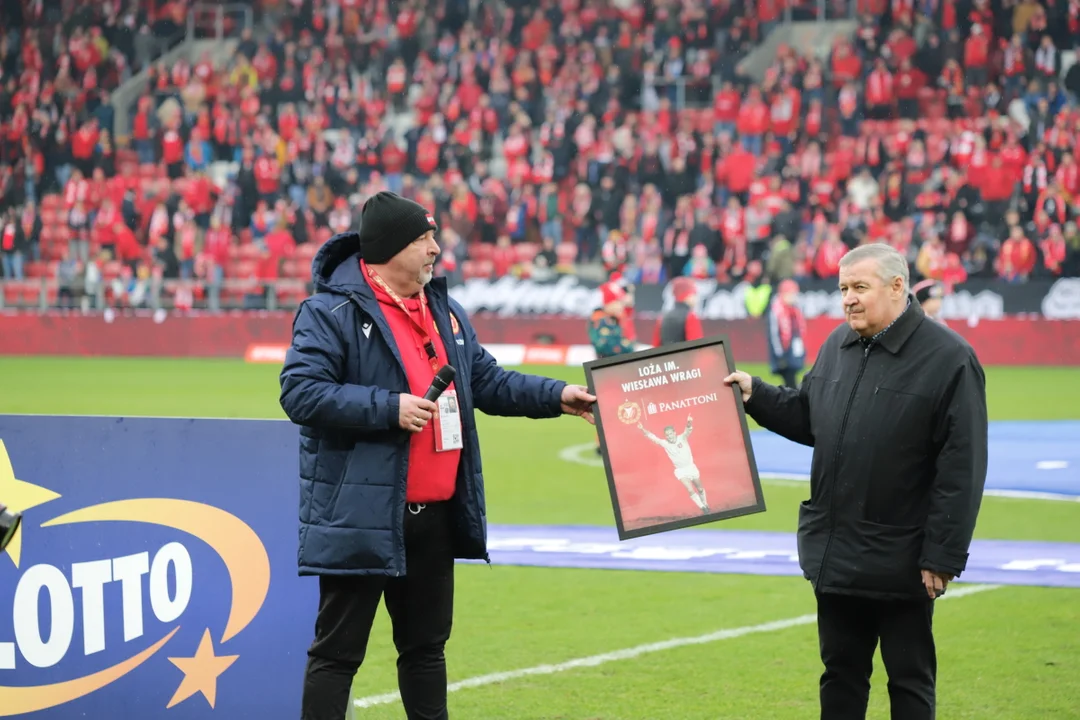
[434, 389, 463, 452]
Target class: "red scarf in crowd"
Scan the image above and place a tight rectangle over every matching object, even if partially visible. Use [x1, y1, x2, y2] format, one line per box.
[770, 297, 806, 351]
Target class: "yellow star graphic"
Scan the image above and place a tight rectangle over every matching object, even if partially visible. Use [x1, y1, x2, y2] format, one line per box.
[166, 628, 239, 709]
[0, 439, 61, 568]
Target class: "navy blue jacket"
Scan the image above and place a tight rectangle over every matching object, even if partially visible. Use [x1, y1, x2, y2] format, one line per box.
[279, 232, 567, 577]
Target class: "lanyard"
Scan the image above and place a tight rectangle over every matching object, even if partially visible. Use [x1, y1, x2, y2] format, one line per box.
[366, 265, 441, 373]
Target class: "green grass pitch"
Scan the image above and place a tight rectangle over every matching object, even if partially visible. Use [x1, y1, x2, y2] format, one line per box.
[1, 357, 1079, 719]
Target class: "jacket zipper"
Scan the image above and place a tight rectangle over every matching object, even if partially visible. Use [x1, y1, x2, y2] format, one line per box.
[815, 342, 873, 589]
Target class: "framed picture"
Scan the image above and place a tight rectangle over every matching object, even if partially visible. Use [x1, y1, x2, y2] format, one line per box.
[583, 335, 766, 540]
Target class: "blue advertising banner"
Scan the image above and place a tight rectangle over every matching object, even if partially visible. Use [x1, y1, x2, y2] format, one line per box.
[0, 415, 315, 718]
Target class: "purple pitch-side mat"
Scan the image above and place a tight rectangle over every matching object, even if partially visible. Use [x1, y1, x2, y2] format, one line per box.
[751, 421, 1080, 498]
[472, 525, 1080, 589]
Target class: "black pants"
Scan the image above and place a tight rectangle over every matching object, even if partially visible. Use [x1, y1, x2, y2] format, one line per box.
[816, 592, 937, 720]
[301, 502, 455, 720]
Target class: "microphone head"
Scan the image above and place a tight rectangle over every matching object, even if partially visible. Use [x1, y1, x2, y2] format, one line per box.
[434, 365, 456, 389]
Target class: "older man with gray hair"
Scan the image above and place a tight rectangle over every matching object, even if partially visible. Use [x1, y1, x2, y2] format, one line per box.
[725, 242, 988, 720]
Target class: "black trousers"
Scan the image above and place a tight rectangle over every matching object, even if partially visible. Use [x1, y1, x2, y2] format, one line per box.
[816, 592, 937, 720]
[301, 502, 455, 720]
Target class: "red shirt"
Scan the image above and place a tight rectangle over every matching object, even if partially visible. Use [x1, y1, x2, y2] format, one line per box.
[362, 261, 461, 503]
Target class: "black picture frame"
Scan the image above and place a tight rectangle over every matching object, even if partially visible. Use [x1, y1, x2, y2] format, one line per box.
[583, 335, 766, 540]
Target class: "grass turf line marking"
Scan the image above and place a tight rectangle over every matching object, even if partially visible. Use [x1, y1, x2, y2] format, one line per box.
[352, 583, 999, 710]
[557, 443, 1080, 501]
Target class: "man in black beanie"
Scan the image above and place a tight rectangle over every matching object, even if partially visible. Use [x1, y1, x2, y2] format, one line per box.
[280, 191, 598, 720]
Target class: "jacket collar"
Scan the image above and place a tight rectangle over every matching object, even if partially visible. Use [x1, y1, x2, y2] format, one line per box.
[840, 297, 924, 354]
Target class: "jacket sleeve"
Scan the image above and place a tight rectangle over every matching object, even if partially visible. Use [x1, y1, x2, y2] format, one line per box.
[920, 351, 988, 577]
[743, 371, 815, 447]
[462, 313, 566, 418]
[279, 298, 400, 430]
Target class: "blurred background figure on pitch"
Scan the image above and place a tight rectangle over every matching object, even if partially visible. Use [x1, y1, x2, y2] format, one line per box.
[588, 280, 636, 360]
[653, 277, 704, 347]
[912, 279, 947, 326]
[766, 278, 807, 389]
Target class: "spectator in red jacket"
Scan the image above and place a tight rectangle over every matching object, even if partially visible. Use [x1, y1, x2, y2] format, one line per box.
[999, 226, 1037, 281]
[963, 23, 990, 86]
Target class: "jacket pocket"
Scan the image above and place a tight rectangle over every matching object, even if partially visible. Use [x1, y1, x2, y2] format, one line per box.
[311, 480, 343, 526]
[831, 520, 924, 595]
[868, 385, 933, 451]
[796, 501, 830, 582]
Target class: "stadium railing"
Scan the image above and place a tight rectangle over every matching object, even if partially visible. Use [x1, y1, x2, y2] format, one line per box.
[0, 278, 310, 314]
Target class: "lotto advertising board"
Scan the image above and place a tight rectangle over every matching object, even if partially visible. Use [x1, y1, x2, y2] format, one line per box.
[0, 416, 315, 718]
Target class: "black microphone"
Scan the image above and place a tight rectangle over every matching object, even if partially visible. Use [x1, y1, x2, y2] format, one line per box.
[423, 365, 457, 402]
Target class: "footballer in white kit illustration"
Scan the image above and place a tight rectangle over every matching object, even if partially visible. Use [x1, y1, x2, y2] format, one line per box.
[637, 415, 709, 514]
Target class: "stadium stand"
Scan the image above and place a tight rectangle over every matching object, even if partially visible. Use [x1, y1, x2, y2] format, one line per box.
[0, 0, 1078, 311]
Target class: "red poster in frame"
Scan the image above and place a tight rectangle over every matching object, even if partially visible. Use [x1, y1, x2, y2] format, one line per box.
[584, 336, 766, 540]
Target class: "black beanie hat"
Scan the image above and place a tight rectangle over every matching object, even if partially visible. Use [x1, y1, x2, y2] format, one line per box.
[358, 191, 439, 264]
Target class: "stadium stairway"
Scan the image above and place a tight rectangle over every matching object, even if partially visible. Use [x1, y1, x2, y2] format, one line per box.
[111, 37, 241, 145]
[738, 20, 858, 84]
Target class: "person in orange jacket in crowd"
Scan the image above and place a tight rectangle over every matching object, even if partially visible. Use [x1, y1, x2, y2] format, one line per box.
[653, 276, 705, 346]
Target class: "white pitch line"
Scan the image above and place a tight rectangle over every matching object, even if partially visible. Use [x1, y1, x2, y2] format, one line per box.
[557, 443, 1080, 502]
[353, 583, 999, 710]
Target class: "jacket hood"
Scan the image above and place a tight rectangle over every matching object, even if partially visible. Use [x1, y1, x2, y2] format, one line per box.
[311, 231, 367, 293]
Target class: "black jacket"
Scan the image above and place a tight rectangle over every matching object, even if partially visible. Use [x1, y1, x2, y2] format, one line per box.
[746, 302, 988, 600]
[657, 303, 692, 346]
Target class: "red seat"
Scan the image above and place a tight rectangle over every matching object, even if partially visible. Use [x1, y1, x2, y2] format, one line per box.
[461, 259, 494, 280]
[515, 242, 540, 264]
[555, 242, 578, 266]
[101, 261, 123, 281]
[24, 262, 48, 278]
[2, 281, 40, 307]
[233, 260, 258, 278]
[468, 242, 493, 261]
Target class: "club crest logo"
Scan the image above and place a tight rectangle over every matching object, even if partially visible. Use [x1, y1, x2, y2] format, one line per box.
[450, 313, 460, 335]
[617, 401, 642, 425]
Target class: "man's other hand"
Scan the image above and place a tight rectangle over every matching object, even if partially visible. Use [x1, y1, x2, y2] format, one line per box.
[399, 394, 437, 433]
[920, 569, 953, 599]
[561, 385, 596, 424]
[724, 371, 753, 403]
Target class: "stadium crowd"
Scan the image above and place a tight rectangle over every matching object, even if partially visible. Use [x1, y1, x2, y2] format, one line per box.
[1, 0, 1080, 310]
